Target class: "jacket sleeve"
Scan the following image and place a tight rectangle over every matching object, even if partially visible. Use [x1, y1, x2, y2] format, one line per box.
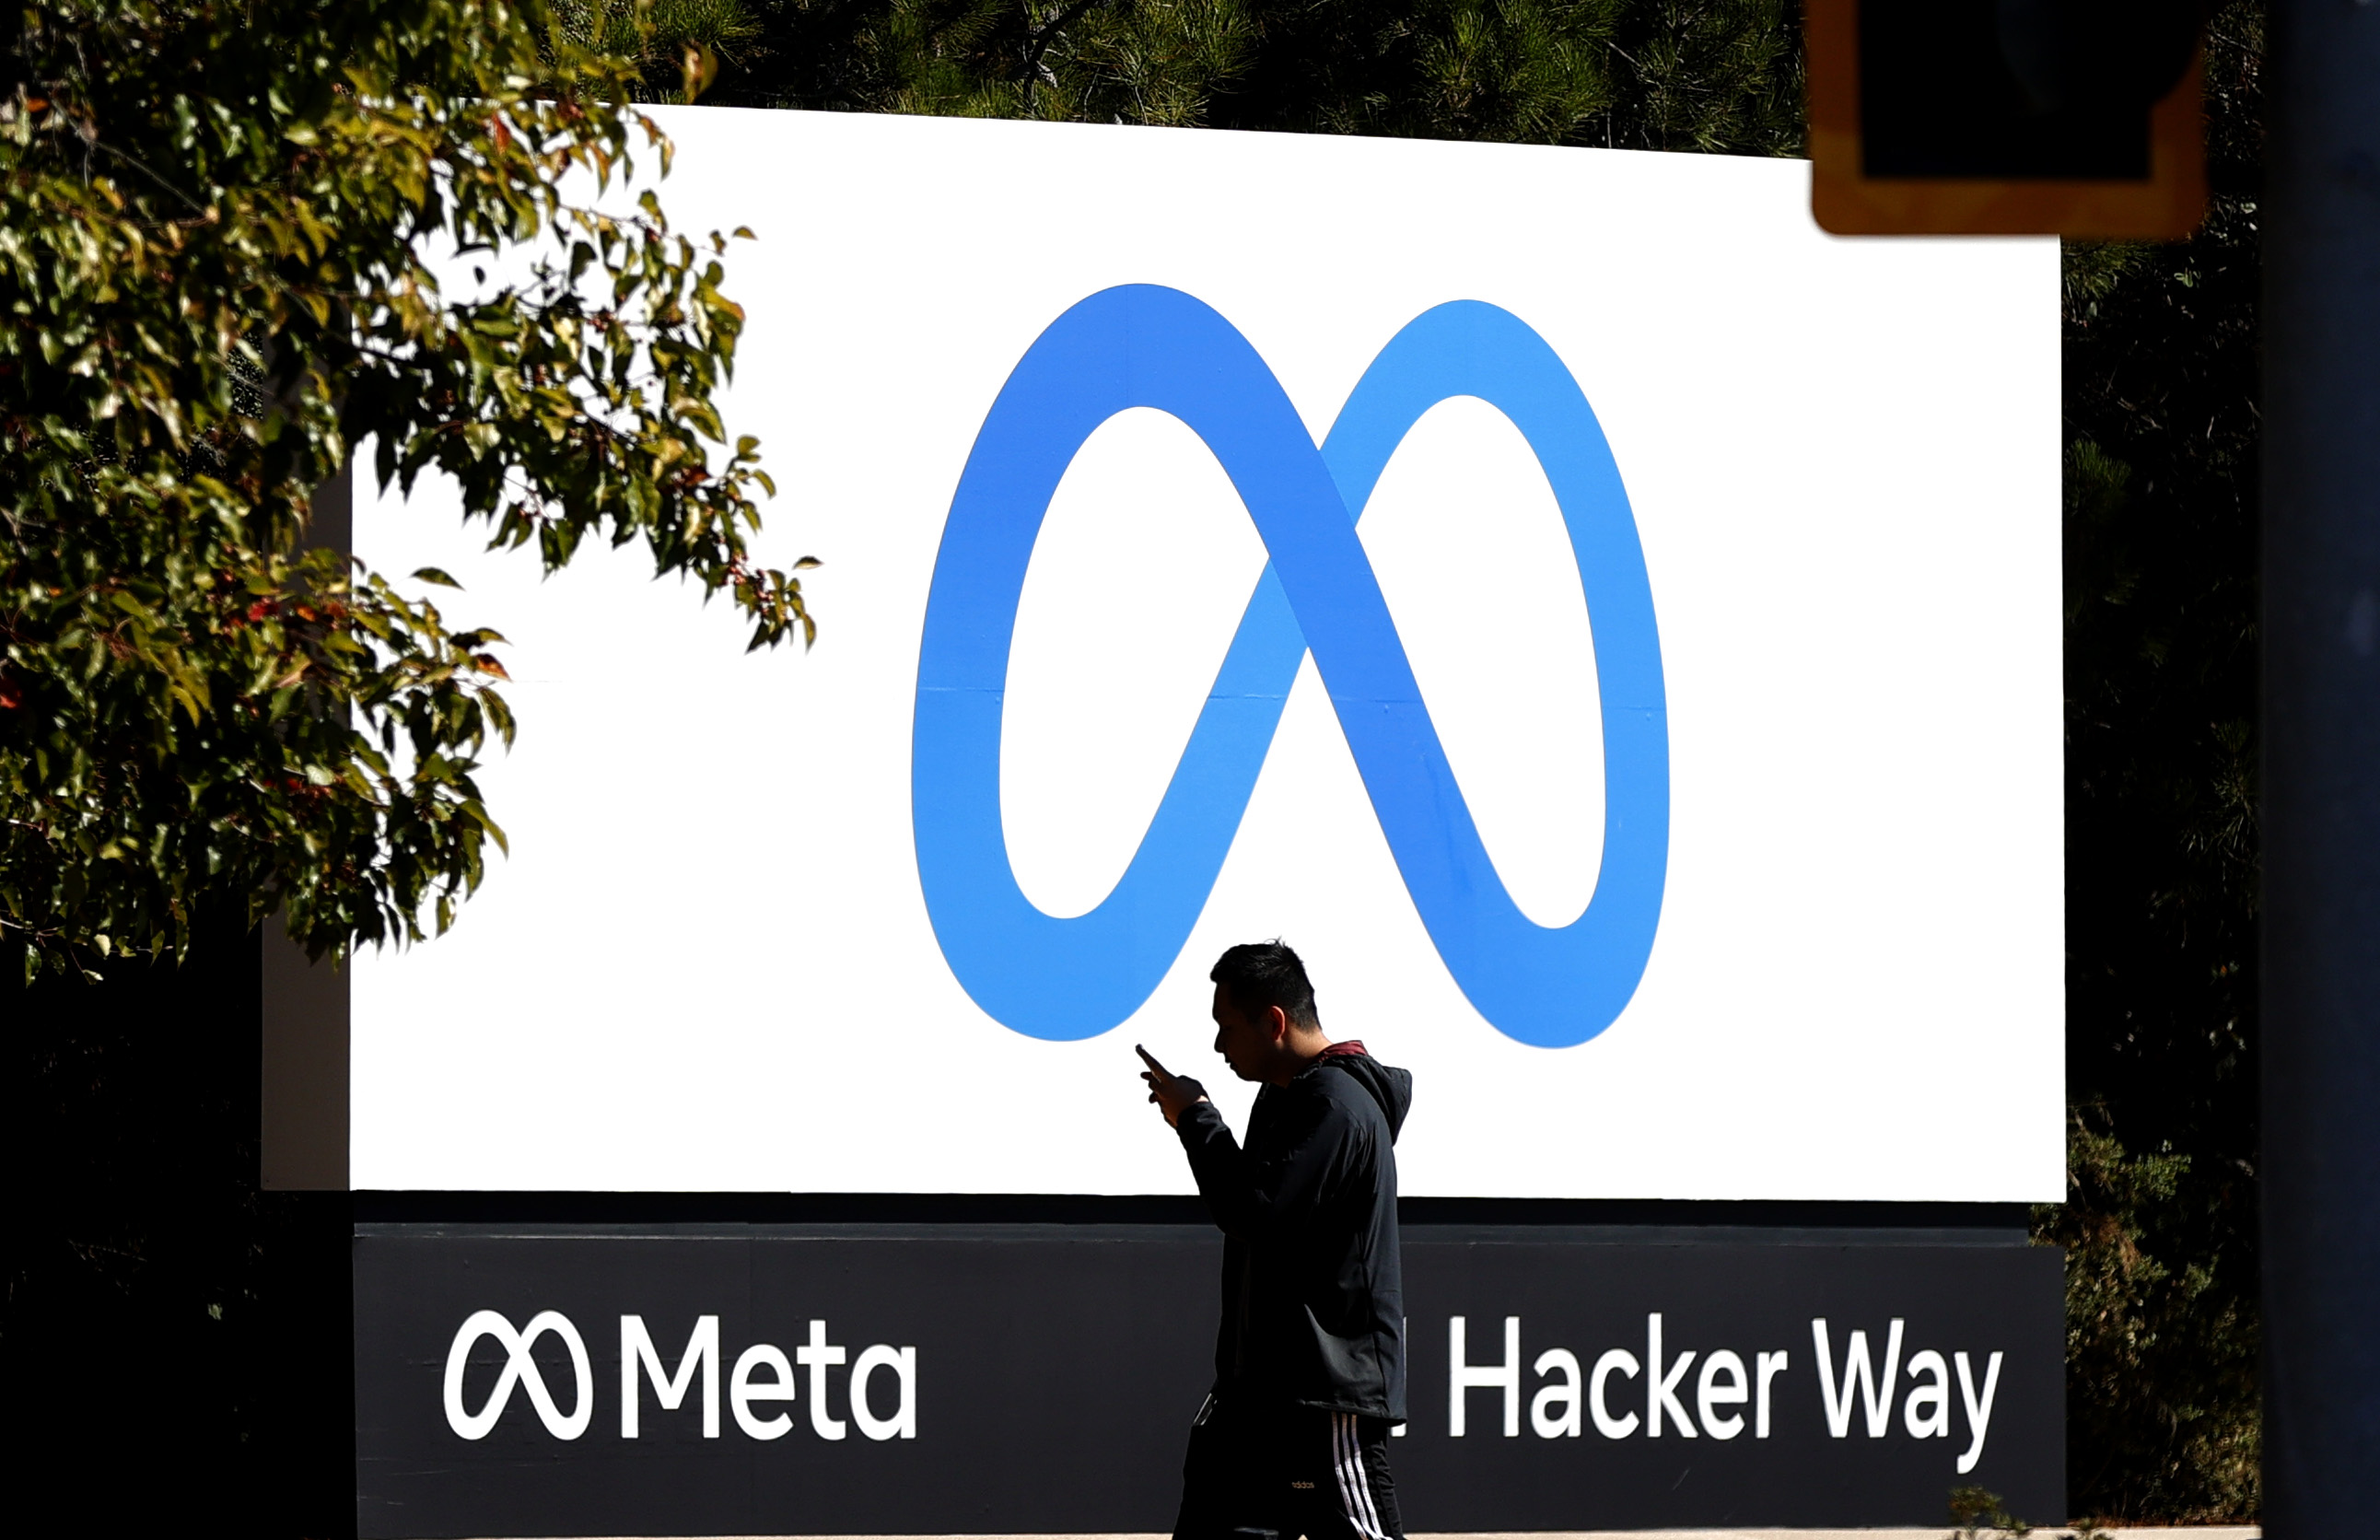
[1176, 1091, 1350, 1241]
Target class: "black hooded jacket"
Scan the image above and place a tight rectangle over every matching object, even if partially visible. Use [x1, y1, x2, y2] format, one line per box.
[1175, 1044, 1412, 1421]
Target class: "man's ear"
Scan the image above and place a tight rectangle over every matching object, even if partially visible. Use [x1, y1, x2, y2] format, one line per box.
[1266, 1005, 1291, 1045]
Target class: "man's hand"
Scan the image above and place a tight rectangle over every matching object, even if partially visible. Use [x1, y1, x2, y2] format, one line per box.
[1137, 1044, 1208, 1130]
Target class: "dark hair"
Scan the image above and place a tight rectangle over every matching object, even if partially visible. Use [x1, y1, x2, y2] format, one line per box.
[1209, 939, 1320, 1029]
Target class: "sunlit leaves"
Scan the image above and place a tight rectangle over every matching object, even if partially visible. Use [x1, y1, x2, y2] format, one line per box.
[2, 0, 809, 978]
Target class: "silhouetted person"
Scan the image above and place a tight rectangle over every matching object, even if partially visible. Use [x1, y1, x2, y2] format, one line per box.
[1138, 940, 1412, 1540]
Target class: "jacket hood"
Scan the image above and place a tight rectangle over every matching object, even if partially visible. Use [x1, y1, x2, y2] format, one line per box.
[1319, 1049, 1413, 1142]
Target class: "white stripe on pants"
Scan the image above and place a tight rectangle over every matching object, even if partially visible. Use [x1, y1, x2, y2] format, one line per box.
[1331, 1411, 1390, 1540]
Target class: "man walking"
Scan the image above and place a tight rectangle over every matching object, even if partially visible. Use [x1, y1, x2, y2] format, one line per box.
[1138, 940, 1413, 1540]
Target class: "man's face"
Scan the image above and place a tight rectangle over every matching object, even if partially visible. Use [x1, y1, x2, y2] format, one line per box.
[1210, 985, 1276, 1083]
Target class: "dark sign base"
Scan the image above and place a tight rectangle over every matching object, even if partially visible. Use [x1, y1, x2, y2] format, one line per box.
[356, 1214, 2062, 1537]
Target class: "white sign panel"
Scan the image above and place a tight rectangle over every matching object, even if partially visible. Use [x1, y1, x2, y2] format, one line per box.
[352, 108, 2062, 1199]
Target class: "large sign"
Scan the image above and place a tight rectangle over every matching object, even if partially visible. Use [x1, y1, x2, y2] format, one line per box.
[352, 108, 2063, 1198]
[356, 1223, 2064, 1535]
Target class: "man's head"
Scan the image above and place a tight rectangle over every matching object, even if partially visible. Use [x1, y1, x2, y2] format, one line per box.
[1208, 940, 1328, 1085]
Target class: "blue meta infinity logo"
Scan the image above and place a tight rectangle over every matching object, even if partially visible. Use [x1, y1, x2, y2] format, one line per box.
[911, 285, 1668, 1049]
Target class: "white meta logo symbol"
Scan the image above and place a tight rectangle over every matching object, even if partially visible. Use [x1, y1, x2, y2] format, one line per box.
[444, 1309, 595, 1441]
[443, 1310, 917, 1443]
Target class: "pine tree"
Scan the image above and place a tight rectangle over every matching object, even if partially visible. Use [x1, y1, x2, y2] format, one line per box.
[720, 0, 1802, 156]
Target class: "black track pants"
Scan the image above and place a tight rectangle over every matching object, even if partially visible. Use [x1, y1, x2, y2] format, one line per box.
[1172, 1393, 1405, 1540]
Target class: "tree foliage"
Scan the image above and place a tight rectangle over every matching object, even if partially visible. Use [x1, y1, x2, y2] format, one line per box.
[2041, 4, 2265, 1520]
[1, 0, 808, 980]
[553, 0, 775, 100]
[708, 0, 1800, 152]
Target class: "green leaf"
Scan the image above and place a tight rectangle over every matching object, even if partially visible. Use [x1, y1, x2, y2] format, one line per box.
[0, 0, 799, 976]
